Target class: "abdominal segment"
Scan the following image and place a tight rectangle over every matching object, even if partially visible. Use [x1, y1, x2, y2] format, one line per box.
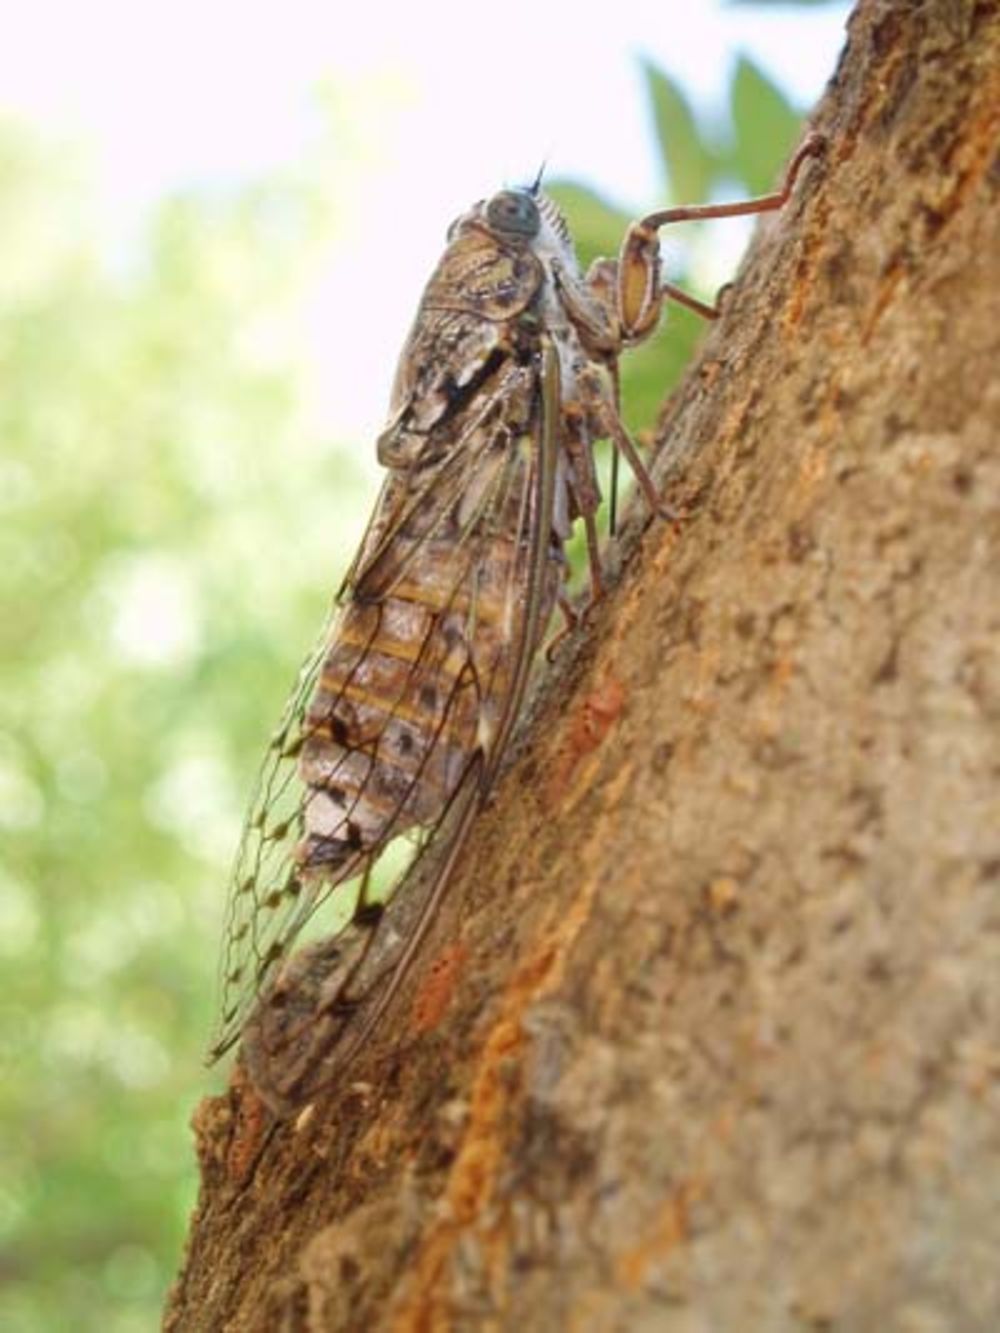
[295, 534, 539, 878]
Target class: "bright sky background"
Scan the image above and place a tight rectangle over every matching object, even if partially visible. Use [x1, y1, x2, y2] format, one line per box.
[2, 0, 850, 439]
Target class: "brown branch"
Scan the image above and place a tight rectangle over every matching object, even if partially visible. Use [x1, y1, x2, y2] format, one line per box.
[166, 4, 1000, 1328]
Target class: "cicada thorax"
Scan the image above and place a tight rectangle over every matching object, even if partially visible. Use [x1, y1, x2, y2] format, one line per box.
[420, 223, 543, 320]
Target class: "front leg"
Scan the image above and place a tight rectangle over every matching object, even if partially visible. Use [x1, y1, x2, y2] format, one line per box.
[551, 257, 621, 356]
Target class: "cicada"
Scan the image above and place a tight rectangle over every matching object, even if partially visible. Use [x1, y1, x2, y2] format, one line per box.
[209, 136, 822, 1113]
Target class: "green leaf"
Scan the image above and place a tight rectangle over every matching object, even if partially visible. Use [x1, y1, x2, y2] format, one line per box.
[729, 54, 803, 195]
[641, 59, 716, 203]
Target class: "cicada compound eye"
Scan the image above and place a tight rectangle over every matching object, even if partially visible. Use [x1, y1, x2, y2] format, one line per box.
[486, 190, 541, 239]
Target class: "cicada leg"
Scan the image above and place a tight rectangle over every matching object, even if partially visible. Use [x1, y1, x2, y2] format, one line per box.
[591, 396, 680, 525]
[575, 133, 824, 537]
[616, 132, 826, 341]
[545, 593, 582, 663]
[560, 403, 608, 605]
[657, 282, 726, 322]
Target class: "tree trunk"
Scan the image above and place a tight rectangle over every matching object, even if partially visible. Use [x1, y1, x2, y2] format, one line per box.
[166, 3, 1000, 1328]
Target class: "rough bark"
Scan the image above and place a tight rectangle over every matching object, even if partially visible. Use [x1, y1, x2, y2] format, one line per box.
[166, 3, 1000, 1329]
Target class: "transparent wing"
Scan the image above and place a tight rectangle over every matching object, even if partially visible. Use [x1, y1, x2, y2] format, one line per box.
[208, 340, 563, 1086]
[208, 624, 336, 1060]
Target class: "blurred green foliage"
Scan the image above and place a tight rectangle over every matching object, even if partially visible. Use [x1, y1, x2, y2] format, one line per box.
[0, 121, 368, 1332]
[0, 48, 803, 1332]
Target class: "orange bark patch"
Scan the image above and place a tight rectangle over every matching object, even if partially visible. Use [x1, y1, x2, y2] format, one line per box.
[223, 1067, 273, 1185]
[781, 197, 829, 338]
[409, 943, 469, 1036]
[444, 1015, 524, 1224]
[391, 1016, 527, 1331]
[547, 676, 626, 809]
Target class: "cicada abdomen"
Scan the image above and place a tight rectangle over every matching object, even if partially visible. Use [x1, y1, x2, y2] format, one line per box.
[297, 450, 556, 881]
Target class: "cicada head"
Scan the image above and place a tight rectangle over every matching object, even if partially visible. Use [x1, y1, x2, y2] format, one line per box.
[482, 188, 578, 269]
[444, 186, 577, 266]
